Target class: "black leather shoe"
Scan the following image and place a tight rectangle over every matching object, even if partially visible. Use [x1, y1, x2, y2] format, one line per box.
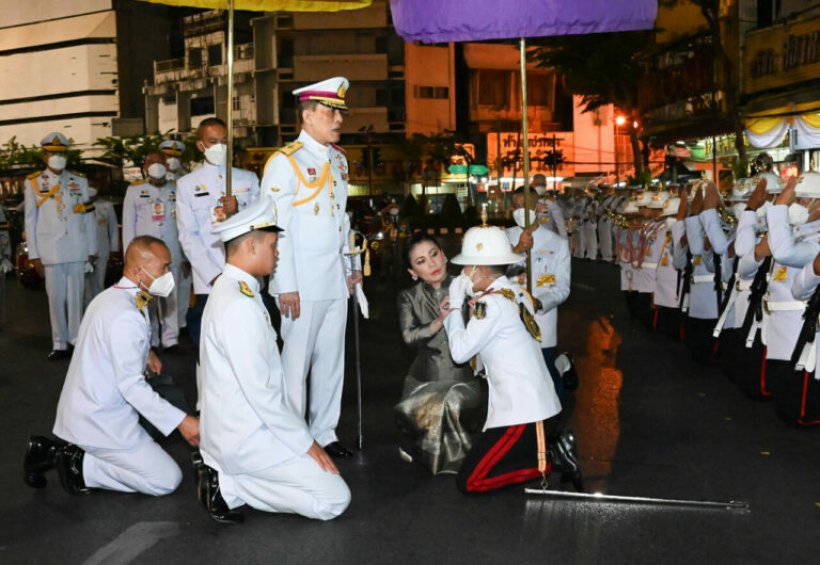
[48, 349, 70, 360]
[549, 430, 584, 492]
[324, 441, 353, 458]
[197, 464, 244, 524]
[24, 436, 62, 488]
[55, 445, 91, 495]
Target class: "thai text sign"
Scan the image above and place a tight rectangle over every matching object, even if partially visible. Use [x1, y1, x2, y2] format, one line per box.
[744, 14, 820, 94]
[487, 132, 574, 178]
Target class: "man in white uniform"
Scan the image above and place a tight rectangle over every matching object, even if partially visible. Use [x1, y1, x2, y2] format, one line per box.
[506, 188, 571, 400]
[24, 132, 97, 359]
[262, 77, 362, 458]
[160, 139, 192, 331]
[442, 225, 581, 493]
[123, 152, 183, 350]
[23, 236, 200, 496]
[176, 118, 260, 347]
[83, 188, 119, 306]
[197, 198, 350, 524]
[531, 174, 567, 238]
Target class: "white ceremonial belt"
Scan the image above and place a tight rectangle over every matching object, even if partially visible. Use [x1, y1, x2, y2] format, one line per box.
[714, 287, 740, 338]
[691, 275, 714, 284]
[640, 262, 658, 269]
[736, 279, 753, 291]
[763, 300, 806, 313]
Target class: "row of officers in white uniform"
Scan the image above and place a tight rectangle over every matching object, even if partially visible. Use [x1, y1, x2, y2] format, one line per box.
[596, 170, 820, 427]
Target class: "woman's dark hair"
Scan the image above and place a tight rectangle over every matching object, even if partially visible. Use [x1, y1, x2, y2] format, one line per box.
[405, 231, 442, 271]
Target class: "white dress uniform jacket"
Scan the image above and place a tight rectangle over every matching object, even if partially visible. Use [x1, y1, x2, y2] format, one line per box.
[122, 180, 182, 259]
[263, 130, 353, 300]
[85, 199, 119, 303]
[53, 279, 186, 495]
[791, 262, 820, 377]
[505, 225, 571, 348]
[653, 218, 681, 308]
[683, 216, 719, 320]
[176, 163, 260, 294]
[444, 276, 562, 429]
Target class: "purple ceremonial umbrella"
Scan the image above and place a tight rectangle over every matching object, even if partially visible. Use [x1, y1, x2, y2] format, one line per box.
[391, 0, 656, 286]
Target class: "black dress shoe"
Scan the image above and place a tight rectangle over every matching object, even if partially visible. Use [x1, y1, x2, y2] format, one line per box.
[24, 436, 63, 488]
[324, 441, 353, 458]
[549, 430, 584, 492]
[197, 464, 244, 524]
[48, 349, 70, 360]
[55, 445, 91, 495]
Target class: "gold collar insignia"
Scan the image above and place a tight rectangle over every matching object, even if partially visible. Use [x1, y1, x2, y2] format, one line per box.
[239, 280, 255, 297]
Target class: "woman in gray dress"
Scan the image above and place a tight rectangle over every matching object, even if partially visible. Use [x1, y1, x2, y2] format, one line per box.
[395, 232, 484, 474]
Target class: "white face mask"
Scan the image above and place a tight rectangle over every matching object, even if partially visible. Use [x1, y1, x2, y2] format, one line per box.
[513, 207, 536, 229]
[389, 207, 399, 216]
[141, 268, 175, 298]
[756, 201, 771, 219]
[48, 154, 67, 171]
[166, 157, 181, 172]
[147, 163, 168, 180]
[533, 185, 546, 196]
[204, 143, 227, 167]
[788, 202, 810, 226]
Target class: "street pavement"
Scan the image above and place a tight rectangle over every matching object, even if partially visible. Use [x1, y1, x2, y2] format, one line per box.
[1, 256, 819, 564]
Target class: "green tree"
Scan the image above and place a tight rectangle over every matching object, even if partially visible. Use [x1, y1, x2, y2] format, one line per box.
[530, 30, 653, 178]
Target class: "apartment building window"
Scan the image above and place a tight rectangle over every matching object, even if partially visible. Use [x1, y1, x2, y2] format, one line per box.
[208, 44, 222, 66]
[279, 38, 294, 67]
[191, 96, 214, 116]
[527, 74, 551, 107]
[477, 70, 509, 107]
[414, 86, 450, 99]
[188, 48, 203, 69]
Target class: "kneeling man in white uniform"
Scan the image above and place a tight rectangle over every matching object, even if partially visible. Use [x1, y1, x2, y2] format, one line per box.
[23, 236, 200, 496]
[196, 197, 351, 524]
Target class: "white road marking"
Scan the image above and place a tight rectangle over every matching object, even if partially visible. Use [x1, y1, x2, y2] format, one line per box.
[83, 521, 179, 565]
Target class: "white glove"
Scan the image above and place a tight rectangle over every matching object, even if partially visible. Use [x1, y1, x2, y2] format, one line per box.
[0, 258, 12, 274]
[84, 261, 94, 274]
[448, 274, 471, 310]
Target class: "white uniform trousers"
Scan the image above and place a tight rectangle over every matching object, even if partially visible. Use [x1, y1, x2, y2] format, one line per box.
[149, 262, 181, 348]
[572, 229, 585, 258]
[583, 222, 598, 260]
[598, 223, 614, 261]
[83, 254, 109, 308]
[80, 440, 182, 496]
[44, 261, 85, 350]
[176, 268, 192, 330]
[281, 298, 347, 447]
[219, 453, 351, 521]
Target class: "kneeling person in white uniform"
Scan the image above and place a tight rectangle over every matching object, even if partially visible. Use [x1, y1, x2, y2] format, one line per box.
[23, 236, 200, 496]
[196, 197, 350, 524]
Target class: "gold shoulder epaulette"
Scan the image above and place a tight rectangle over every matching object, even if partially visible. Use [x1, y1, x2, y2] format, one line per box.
[276, 142, 303, 157]
[69, 170, 86, 178]
[130, 179, 147, 186]
[26, 171, 41, 180]
[239, 280, 255, 297]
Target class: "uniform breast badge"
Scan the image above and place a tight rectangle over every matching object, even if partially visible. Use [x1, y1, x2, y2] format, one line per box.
[72, 202, 86, 214]
[474, 301, 487, 320]
[238, 281, 254, 297]
[536, 273, 556, 287]
[773, 266, 788, 282]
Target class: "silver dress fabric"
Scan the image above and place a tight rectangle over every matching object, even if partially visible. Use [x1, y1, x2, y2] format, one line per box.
[394, 277, 484, 474]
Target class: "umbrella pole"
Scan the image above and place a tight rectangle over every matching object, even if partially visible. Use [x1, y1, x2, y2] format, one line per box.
[519, 37, 532, 291]
[225, 0, 234, 196]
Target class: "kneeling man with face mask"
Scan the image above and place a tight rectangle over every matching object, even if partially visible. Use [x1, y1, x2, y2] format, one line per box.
[441, 225, 582, 494]
[23, 236, 200, 496]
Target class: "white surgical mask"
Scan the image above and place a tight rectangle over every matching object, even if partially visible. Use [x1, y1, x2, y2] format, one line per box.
[513, 208, 536, 229]
[204, 143, 227, 167]
[48, 154, 67, 171]
[166, 157, 181, 172]
[466, 267, 482, 297]
[788, 202, 809, 226]
[147, 163, 168, 180]
[533, 185, 546, 196]
[141, 268, 175, 298]
[389, 207, 399, 216]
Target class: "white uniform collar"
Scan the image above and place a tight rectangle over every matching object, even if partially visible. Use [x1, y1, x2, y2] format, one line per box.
[203, 160, 227, 176]
[114, 276, 140, 296]
[298, 129, 331, 159]
[223, 263, 260, 294]
[484, 275, 513, 294]
[43, 168, 65, 181]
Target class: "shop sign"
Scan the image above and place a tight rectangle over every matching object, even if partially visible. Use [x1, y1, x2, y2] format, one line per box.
[744, 14, 820, 94]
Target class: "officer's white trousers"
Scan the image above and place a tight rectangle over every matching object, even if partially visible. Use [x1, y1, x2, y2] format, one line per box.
[281, 298, 347, 447]
[583, 222, 598, 260]
[84, 254, 109, 308]
[44, 261, 84, 349]
[220, 453, 350, 521]
[571, 229, 585, 258]
[598, 222, 614, 261]
[80, 440, 182, 496]
[176, 267, 192, 329]
[149, 261, 181, 347]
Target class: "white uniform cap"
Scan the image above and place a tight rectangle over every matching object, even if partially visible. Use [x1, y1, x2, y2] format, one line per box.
[160, 139, 185, 156]
[729, 178, 754, 202]
[451, 225, 525, 265]
[661, 197, 680, 217]
[212, 197, 282, 243]
[293, 77, 349, 111]
[647, 191, 670, 209]
[40, 132, 70, 152]
[621, 201, 640, 215]
[795, 172, 820, 199]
